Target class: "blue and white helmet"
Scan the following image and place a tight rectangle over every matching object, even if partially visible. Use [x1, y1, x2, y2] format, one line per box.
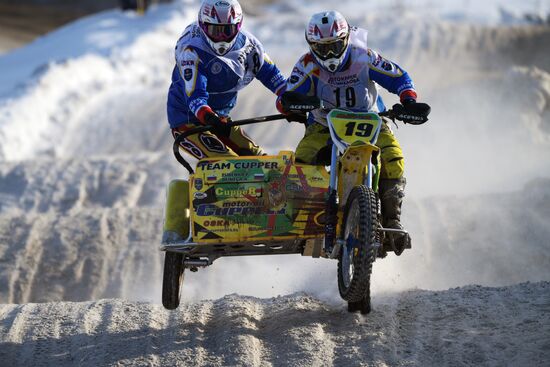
[199, 0, 243, 55]
[305, 11, 351, 72]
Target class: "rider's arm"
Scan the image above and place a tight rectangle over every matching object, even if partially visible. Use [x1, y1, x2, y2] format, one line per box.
[255, 52, 286, 96]
[276, 53, 318, 112]
[367, 49, 417, 103]
[175, 45, 214, 123]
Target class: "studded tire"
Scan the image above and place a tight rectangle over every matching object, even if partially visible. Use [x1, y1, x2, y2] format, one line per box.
[162, 252, 185, 310]
[161, 180, 189, 310]
[338, 185, 378, 313]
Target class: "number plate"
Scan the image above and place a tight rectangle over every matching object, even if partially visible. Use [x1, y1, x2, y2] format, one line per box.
[327, 109, 381, 150]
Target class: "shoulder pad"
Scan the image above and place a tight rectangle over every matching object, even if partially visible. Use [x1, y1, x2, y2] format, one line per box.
[368, 49, 403, 77]
[349, 26, 368, 50]
[180, 46, 200, 62]
[240, 29, 264, 52]
[299, 53, 319, 71]
[177, 23, 202, 45]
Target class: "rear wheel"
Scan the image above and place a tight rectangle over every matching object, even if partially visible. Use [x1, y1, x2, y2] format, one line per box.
[162, 180, 190, 310]
[338, 185, 378, 314]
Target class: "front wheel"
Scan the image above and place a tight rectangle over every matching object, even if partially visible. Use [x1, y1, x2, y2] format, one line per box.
[337, 185, 378, 313]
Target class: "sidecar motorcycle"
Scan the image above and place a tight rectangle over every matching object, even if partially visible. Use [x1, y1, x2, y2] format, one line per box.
[160, 101, 429, 314]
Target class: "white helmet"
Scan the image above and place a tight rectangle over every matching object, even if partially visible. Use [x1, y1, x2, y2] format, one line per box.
[198, 0, 243, 55]
[305, 11, 351, 72]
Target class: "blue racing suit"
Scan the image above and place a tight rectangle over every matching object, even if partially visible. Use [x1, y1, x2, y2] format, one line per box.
[167, 22, 285, 128]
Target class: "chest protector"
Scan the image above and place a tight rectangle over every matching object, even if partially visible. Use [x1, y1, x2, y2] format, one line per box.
[311, 29, 379, 126]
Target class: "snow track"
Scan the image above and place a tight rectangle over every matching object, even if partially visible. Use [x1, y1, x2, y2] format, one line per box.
[0, 0, 549, 365]
[0, 207, 163, 304]
[0, 282, 548, 366]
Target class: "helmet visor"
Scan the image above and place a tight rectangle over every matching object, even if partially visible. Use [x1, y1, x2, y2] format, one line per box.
[309, 37, 348, 60]
[201, 22, 241, 42]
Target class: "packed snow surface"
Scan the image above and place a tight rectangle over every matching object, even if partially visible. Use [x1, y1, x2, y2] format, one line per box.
[1, 282, 548, 366]
[0, 0, 549, 365]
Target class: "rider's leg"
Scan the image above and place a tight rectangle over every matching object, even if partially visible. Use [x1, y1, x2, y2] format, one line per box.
[295, 123, 331, 165]
[172, 125, 263, 158]
[378, 119, 405, 180]
[377, 119, 408, 251]
[226, 126, 265, 156]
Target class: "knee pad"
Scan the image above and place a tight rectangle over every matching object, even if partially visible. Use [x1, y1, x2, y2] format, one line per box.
[380, 146, 405, 179]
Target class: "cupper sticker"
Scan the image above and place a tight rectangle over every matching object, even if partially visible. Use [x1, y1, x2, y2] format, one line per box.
[190, 153, 330, 242]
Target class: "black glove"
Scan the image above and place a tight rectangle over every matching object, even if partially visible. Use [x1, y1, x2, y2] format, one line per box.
[391, 101, 431, 124]
[280, 91, 321, 113]
[204, 112, 232, 137]
[284, 112, 308, 124]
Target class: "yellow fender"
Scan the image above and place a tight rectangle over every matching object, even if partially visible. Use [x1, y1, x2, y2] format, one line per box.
[162, 180, 190, 244]
[337, 143, 379, 206]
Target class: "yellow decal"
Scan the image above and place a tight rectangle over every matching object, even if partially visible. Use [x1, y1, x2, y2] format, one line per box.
[328, 110, 381, 145]
[263, 52, 274, 65]
[179, 47, 199, 97]
[189, 151, 330, 244]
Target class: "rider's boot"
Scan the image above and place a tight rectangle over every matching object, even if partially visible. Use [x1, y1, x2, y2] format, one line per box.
[379, 177, 409, 255]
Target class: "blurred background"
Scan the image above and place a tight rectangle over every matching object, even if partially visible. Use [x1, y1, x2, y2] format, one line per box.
[0, 0, 175, 54]
[0, 0, 548, 306]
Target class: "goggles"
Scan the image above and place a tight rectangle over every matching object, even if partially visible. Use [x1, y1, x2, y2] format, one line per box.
[308, 36, 348, 60]
[201, 22, 241, 42]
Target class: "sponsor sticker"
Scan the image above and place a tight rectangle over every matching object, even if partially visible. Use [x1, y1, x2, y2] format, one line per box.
[184, 68, 193, 81]
[204, 219, 230, 227]
[381, 61, 393, 71]
[211, 62, 222, 74]
[194, 192, 207, 199]
[215, 186, 262, 198]
[199, 134, 227, 153]
[198, 161, 279, 170]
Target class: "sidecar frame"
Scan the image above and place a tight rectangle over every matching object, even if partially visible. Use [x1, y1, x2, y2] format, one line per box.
[161, 147, 329, 266]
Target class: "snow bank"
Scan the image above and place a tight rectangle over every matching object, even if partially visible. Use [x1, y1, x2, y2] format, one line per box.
[0, 2, 192, 161]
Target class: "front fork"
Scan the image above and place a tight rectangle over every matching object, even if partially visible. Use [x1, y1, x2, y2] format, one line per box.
[324, 145, 381, 258]
[324, 145, 340, 257]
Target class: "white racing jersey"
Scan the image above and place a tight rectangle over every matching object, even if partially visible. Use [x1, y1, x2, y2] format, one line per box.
[285, 27, 416, 126]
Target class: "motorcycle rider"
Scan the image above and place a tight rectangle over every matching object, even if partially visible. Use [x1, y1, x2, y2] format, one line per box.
[167, 0, 286, 159]
[278, 11, 429, 252]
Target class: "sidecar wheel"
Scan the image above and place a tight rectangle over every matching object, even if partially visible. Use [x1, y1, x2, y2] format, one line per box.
[338, 185, 378, 312]
[162, 252, 185, 310]
[161, 179, 190, 310]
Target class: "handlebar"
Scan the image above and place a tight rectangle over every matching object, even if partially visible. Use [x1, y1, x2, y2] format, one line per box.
[173, 102, 429, 172]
